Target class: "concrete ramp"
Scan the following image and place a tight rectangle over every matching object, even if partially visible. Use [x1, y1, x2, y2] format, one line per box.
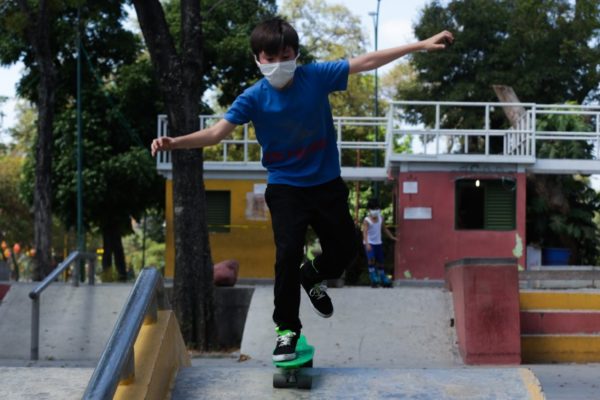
[0, 283, 132, 360]
[241, 286, 460, 367]
[172, 366, 544, 399]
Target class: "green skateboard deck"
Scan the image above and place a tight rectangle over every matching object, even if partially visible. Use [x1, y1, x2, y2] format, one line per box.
[273, 335, 314, 389]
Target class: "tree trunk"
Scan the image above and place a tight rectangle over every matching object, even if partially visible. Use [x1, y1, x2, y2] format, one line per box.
[102, 224, 127, 281]
[17, 0, 56, 280]
[102, 227, 113, 271]
[132, 0, 216, 350]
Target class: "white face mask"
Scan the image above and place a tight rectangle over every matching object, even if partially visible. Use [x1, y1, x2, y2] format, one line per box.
[255, 55, 298, 89]
[369, 209, 381, 218]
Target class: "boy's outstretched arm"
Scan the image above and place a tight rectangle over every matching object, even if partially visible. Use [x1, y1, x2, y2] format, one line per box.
[151, 119, 237, 156]
[348, 30, 453, 75]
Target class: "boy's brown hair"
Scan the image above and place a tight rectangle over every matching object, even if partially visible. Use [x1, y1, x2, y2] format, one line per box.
[250, 17, 299, 58]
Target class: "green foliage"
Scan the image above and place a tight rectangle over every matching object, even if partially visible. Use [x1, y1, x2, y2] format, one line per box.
[2, 2, 165, 258]
[282, 0, 380, 118]
[281, 0, 367, 60]
[122, 219, 166, 275]
[0, 155, 32, 245]
[405, 0, 600, 105]
[526, 112, 600, 265]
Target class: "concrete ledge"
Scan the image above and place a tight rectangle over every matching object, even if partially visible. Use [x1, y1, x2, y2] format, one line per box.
[113, 310, 191, 400]
[172, 366, 544, 399]
[520, 266, 600, 289]
[214, 287, 254, 349]
[445, 258, 521, 365]
[164, 285, 255, 350]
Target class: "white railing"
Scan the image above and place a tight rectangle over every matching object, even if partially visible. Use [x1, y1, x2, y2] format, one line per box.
[156, 115, 388, 176]
[157, 102, 600, 177]
[386, 101, 600, 162]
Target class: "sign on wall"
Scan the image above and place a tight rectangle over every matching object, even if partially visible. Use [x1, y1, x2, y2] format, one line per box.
[404, 207, 432, 220]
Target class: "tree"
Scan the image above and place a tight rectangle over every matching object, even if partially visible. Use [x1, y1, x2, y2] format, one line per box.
[404, 0, 600, 104]
[49, 54, 164, 281]
[131, 0, 277, 349]
[4, 1, 160, 280]
[0, 0, 58, 279]
[527, 110, 600, 265]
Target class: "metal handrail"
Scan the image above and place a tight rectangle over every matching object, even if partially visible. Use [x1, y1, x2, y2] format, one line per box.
[29, 250, 97, 360]
[83, 267, 170, 400]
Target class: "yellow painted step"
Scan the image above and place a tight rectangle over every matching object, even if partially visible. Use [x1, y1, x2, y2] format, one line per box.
[520, 291, 600, 311]
[522, 334, 600, 363]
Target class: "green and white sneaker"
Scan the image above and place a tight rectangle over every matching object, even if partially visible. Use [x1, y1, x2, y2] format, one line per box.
[273, 328, 299, 362]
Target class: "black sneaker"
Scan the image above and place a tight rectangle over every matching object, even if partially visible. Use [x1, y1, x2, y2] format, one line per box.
[303, 280, 334, 318]
[273, 329, 299, 362]
[301, 261, 334, 318]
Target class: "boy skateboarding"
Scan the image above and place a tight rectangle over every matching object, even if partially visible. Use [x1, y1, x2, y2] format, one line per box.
[151, 17, 453, 362]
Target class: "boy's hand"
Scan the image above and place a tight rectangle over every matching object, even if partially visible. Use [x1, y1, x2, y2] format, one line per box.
[422, 30, 454, 51]
[151, 136, 175, 157]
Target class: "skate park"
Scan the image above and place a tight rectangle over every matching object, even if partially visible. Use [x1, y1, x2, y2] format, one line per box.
[2, 100, 600, 398]
[2, 0, 600, 398]
[1, 258, 599, 399]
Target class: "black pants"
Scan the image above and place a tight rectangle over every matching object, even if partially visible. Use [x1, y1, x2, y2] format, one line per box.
[265, 177, 358, 332]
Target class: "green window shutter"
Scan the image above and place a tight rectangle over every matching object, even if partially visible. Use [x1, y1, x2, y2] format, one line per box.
[206, 191, 231, 233]
[484, 181, 515, 230]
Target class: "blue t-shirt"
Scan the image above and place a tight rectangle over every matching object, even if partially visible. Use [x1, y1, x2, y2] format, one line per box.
[224, 60, 349, 186]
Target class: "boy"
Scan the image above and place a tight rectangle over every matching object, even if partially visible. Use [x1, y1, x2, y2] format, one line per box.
[151, 18, 453, 361]
[362, 198, 397, 288]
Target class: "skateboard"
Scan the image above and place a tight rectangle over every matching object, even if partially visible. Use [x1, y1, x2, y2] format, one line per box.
[272, 334, 314, 389]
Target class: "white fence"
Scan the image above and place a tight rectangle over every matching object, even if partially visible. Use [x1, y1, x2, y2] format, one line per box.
[157, 101, 600, 178]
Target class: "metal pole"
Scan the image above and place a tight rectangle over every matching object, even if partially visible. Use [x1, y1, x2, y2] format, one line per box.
[141, 214, 147, 270]
[76, 6, 85, 282]
[31, 296, 40, 360]
[369, 0, 382, 199]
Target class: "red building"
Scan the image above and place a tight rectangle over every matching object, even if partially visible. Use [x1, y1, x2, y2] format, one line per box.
[386, 101, 600, 280]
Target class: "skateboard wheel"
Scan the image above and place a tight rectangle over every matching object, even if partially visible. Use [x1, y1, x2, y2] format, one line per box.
[297, 374, 312, 389]
[273, 373, 288, 388]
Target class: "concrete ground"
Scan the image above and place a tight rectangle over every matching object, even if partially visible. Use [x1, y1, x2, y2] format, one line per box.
[241, 286, 461, 368]
[173, 365, 542, 400]
[176, 355, 600, 400]
[0, 282, 599, 399]
[0, 367, 93, 400]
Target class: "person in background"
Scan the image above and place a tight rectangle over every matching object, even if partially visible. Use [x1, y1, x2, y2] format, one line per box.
[362, 198, 397, 288]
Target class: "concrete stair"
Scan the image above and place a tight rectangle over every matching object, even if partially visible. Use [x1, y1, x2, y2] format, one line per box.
[521, 290, 600, 363]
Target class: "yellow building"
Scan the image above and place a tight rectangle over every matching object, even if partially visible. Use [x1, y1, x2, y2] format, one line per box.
[164, 178, 275, 279]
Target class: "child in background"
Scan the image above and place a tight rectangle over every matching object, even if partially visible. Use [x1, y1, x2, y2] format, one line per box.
[362, 198, 397, 288]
